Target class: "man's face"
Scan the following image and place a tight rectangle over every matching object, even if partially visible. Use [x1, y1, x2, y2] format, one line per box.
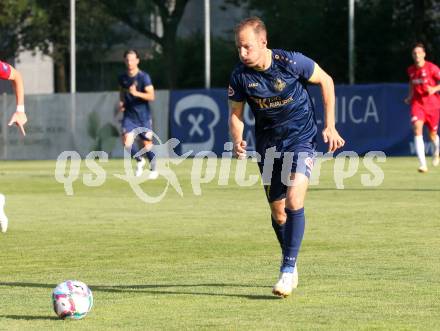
[125, 53, 139, 71]
[235, 26, 266, 67]
[412, 47, 425, 65]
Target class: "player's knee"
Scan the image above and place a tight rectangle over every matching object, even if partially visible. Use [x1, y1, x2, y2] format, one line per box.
[145, 131, 153, 141]
[123, 138, 134, 149]
[122, 132, 135, 147]
[143, 141, 153, 151]
[285, 196, 304, 210]
[414, 129, 423, 136]
[272, 215, 286, 225]
[271, 209, 286, 224]
[412, 123, 423, 136]
[270, 200, 286, 224]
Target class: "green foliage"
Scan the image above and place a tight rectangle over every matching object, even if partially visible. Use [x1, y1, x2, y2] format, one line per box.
[138, 34, 236, 89]
[226, 0, 349, 82]
[97, 123, 119, 153]
[172, 33, 237, 89]
[4, 0, 440, 89]
[87, 111, 119, 153]
[211, 38, 238, 88]
[75, 2, 127, 62]
[355, 0, 406, 83]
[176, 33, 205, 88]
[94, 34, 236, 90]
[98, 0, 191, 88]
[226, 0, 440, 83]
[24, 0, 123, 60]
[354, 0, 439, 82]
[0, 0, 39, 59]
[0, 0, 125, 91]
[87, 111, 100, 140]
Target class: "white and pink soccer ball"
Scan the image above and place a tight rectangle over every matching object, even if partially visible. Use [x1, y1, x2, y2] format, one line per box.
[52, 280, 93, 319]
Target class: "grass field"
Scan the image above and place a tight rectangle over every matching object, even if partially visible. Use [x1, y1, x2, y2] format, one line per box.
[0, 157, 439, 330]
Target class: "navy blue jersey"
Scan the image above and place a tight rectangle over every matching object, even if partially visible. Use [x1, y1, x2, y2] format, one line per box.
[118, 70, 152, 123]
[229, 49, 317, 155]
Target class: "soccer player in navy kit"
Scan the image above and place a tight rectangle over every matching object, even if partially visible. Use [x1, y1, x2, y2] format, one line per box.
[0, 60, 27, 233]
[228, 17, 345, 297]
[118, 49, 158, 178]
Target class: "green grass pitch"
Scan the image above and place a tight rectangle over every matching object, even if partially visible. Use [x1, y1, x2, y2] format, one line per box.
[0, 157, 439, 330]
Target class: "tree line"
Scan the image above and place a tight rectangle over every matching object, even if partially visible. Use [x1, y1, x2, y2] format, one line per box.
[1, 0, 438, 92]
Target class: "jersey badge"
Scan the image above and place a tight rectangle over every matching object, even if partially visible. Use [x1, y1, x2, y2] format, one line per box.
[273, 78, 286, 92]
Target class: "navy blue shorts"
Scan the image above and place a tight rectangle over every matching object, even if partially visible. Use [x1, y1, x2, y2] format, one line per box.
[257, 142, 316, 203]
[121, 116, 153, 141]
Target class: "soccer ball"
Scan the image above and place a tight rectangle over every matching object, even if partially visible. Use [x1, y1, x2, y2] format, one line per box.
[52, 280, 93, 319]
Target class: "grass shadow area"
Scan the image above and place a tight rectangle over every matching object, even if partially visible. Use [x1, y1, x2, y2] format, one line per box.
[0, 281, 278, 301]
[1, 315, 59, 321]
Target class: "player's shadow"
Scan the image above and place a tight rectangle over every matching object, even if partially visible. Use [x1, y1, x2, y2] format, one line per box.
[310, 187, 440, 192]
[2, 315, 59, 320]
[0, 282, 279, 301]
[93, 284, 279, 300]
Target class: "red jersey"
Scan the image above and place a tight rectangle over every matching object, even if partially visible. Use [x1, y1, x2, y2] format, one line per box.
[407, 61, 440, 110]
[0, 61, 11, 80]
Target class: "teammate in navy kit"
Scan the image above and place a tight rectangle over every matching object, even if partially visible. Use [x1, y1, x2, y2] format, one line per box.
[118, 49, 158, 178]
[228, 17, 345, 297]
[0, 60, 27, 233]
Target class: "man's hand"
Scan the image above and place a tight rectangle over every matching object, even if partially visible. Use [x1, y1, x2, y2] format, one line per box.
[427, 86, 439, 95]
[118, 101, 125, 112]
[128, 84, 138, 97]
[233, 140, 247, 159]
[8, 111, 27, 136]
[322, 126, 345, 153]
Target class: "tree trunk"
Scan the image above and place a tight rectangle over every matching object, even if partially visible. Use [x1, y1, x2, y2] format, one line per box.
[162, 25, 178, 89]
[54, 60, 67, 93]
[413, 0, 425, 41]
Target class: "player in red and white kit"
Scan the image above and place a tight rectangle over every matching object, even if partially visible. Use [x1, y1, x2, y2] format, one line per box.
[0, 60, 27, 233]
[404, 43, 440, 173]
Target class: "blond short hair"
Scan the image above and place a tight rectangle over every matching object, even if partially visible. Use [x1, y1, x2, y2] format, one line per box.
[235, 16, 267, 37]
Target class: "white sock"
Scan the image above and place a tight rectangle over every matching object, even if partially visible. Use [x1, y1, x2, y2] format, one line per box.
[433, 135, 439, 156]
[415, 135, 427, 167]
[0, 194, 7, 222]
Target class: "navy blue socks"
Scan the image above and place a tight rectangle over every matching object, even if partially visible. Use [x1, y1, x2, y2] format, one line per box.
[129, 142, 155, 169]
[281, 207, 305, 273]
[271, 215, 285, 250]
[129, 143, 142, 162]
[145, 150, 156, 170]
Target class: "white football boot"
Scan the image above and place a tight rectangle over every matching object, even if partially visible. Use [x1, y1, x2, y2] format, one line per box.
[135, 158, 147, 177]
[0, 194, 8, 233]
[147, 170, 159, 180]
[433, 154, 439, 167]
[272, 265, 298, 298]
[418, 165, 428, 173]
